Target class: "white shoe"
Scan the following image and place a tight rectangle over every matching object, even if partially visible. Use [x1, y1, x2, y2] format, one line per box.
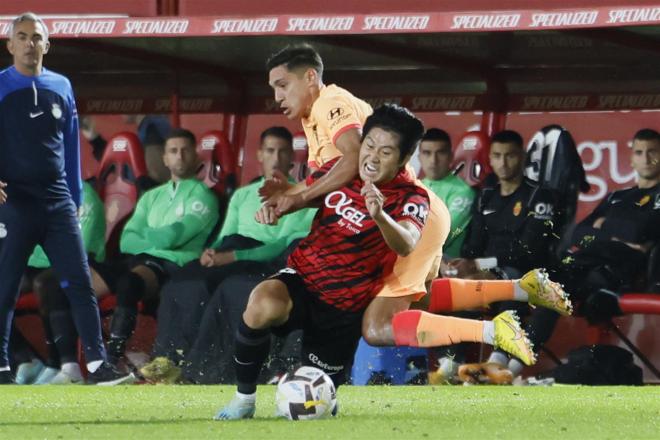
[33, 367, 59, 385]
[15, 359, 45, 384]
[49, 369, 84, 385]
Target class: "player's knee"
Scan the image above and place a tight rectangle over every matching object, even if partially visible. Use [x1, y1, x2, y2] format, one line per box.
[361, 317, 393, 347]
[244, 282, 291, 328]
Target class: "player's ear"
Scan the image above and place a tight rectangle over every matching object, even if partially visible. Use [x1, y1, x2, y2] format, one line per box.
[6, 39, 14, 56]
[306, 67, 317, 84]
[43, 39, 50, 54]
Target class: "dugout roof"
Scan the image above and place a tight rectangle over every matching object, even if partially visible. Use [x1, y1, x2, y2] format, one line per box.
[1, 1, 660, 113]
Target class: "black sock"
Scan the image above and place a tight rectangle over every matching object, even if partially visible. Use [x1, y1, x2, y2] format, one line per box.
[41, 314, 61, 368]
[234, 318, 271, 394]
[49, 310, 78, 365]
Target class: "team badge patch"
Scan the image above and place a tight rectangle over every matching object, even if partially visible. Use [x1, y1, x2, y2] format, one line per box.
[637, 195, 650, 207]
[51, 103, 63, 119]
[513, 201, 522, 216]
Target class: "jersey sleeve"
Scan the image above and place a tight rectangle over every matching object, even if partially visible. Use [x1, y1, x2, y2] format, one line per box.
[445, 185, 476, 247]
[63, 81, 83, 207]
[312, 94, 363, 146]
[120, 193, 153, 253]
[305, 158, 339, 186]
[79, 183, 106, 262]
[389, 189, 430, 232]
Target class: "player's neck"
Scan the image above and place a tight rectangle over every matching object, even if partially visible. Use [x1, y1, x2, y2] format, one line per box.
[638, 177, 659, 189]
[14, 62, 42, 76]
[499, 175, 523, 196]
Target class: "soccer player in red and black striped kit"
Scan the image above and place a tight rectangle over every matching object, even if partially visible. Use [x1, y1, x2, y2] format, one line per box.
[215, 104, 553, 420]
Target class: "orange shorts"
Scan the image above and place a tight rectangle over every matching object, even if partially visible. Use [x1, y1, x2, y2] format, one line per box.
[377, 185, 449, 299]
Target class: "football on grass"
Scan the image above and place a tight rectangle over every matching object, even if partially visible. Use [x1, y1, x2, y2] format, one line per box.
[275, 366, 337, 420]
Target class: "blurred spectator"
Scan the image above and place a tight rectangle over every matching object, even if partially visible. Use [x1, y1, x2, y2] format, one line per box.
[441, 130, 559, 381]
[138, 126, 315, 383]
[104, 128, 219, 363]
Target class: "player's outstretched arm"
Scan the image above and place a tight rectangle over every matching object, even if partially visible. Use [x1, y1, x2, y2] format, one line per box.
[362, 180, 420, 256]
[0, 181, 7, 204]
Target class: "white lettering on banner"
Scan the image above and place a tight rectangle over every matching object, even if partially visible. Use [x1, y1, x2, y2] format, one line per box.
[50, 20, 116, 36]
[201, 138, 216, 150]
[411, 96, 476, 111]
[154, 98, 214, 112]
[286, 16, 354, 32]
[362, 15, 429, 31]
[608, 8, 660, 24]
[598, 94, 660, 109]
[85, 99, 143, 113]
[522, 96, 589, 110]
[451, 14, 520, 30]
[529, 11, 598, 28]
[364, 97, 403, 107]
[123, 19, 189, 35]
[325, 191, 366, 228]
[212, 18, 278, 34]
[0, 22, 10, 37]
[112, 139, 128, 152]
[577, 141, 636, 202]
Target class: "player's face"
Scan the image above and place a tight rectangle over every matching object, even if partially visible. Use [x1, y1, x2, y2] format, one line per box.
[258, 135, 294, 179]
[7, 20, 49, 74]
[419, 140, 452, 180]
[163, 137, 198, 180]
[359, 127, 403, 184]
[631, 138, 660, 181]
[268, 65, 315, 120]
[489, 142, 524, 182]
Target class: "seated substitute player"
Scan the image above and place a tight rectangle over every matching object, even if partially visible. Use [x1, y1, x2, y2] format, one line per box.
[215, 104, 569, 420]
[105, 128, 219, 362]
[138, 126, 315, 380]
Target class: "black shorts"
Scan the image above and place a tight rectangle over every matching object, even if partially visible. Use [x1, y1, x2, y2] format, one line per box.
[93, 253, 179, 292]
[270, 268, 363, 385]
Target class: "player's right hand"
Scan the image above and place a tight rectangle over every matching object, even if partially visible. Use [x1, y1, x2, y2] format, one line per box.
[255, 203, 279, 225]
[199, 248, 216, 267]
[0, 181, 7, 204]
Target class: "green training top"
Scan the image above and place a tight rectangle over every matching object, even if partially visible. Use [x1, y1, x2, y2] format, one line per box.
[422, 174, 476, 258]
[120, 178, 219, 266]
[210, 177, 316, 262]
[28, 181, 106, 268]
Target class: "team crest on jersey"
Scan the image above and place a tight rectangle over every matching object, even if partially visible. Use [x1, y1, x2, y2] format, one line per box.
[513, 201, 522, 216]
[51, 103, 63, 119]
[0, 223, 7, 239]
[637, 195, 651, 207]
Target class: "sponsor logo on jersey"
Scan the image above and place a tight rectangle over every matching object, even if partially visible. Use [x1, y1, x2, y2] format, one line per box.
[191, 200, 210, 217]
[403, 202, 428, 222]
[308, 353, 344, 372]
[327, 107, 344, 120]
[533, 202, 554, 219]
[513, 201, 522, 216]
[325, 191, 366, 230]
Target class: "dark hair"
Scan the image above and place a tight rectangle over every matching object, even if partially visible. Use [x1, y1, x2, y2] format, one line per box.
[266, 44, 324, 77]
[260, 126, 293, 146]
[165, 128, 196, 147]
[421, 128, 451, 146]
[633, 128, 660, 142]
[362, 104, 425, 161]
[491, 130, 523, 149]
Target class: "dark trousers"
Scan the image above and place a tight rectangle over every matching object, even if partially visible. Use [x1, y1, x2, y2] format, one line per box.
[0, 197, 105, 367]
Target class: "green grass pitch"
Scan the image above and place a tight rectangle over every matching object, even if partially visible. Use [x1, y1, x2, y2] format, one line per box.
[0, 385, 658, 439]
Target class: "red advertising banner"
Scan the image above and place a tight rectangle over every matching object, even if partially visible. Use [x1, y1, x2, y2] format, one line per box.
[2, 5, 660, 38]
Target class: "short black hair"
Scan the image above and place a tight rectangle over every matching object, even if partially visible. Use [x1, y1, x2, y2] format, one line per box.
[421, 128, 451, 146]
[633, 128, 660, 142]
[260, 126, 293, 146]
[266, 44, 324, 77]
[165, 128, 196, 147]
[491, 130, 523, 149]
[362, 104, 425, 162]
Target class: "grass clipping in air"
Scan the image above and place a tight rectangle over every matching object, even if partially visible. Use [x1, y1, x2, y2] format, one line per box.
[0, 385, 658, 439]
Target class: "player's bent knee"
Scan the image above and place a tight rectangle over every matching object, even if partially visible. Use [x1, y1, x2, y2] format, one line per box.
[243, 280, 292, 328]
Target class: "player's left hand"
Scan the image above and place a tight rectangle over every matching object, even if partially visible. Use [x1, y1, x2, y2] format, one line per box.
[361, 179, 384, 220]
[259, 170, 291, 203]
[255, 203, 280, 225]
[0, 181, 7, 204]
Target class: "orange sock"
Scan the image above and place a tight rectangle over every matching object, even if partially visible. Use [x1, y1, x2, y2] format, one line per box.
[392, 310, 484, 347]
[428, 278, 515, 312]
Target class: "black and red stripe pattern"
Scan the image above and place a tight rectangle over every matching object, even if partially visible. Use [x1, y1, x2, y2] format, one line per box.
[288, 159, 429, 312]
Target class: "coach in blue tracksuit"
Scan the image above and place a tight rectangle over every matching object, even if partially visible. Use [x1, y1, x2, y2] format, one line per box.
[0, 12, 133, 385]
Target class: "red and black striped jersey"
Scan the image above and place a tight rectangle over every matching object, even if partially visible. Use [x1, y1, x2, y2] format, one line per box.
[288, 159, 430, 312]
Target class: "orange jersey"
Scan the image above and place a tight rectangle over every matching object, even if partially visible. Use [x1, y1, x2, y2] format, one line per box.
[300, 84, 449, 298]
[302, 84, 373, 169]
